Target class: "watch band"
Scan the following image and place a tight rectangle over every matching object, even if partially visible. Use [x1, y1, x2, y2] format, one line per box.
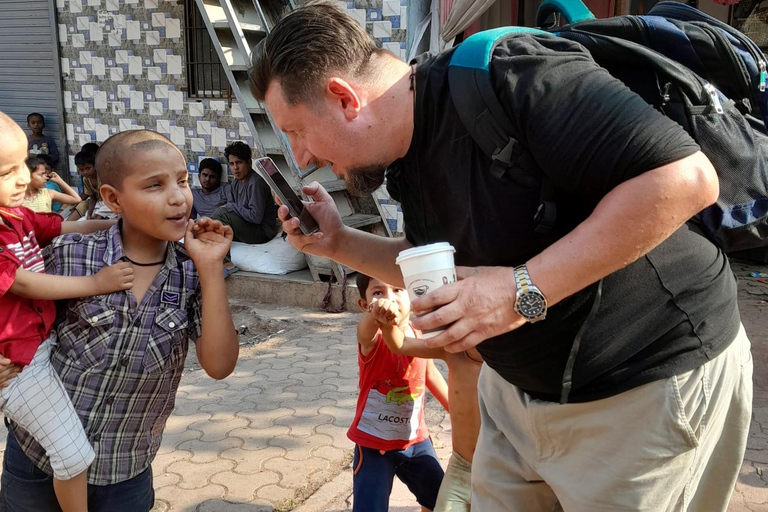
[514, 265, 535, 292]
[513, 264, 548, 322]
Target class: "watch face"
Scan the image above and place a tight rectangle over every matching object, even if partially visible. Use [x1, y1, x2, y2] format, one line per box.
[518, 291, 545, 318]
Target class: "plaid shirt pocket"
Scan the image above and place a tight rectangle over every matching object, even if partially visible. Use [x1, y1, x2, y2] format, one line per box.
[142, 308, 189, 375]
[59, 302, 115, 370]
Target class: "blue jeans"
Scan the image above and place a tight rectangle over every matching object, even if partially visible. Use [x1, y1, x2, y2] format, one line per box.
[0, 428, 155, 512]
[352, 438, 444, 512]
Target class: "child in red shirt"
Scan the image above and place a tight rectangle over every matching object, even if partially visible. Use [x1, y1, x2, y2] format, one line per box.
[347, 273, 447, 512]
[0, 111, 133, 512]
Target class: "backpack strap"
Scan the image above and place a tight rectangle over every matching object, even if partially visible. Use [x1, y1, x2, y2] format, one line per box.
[536, 0, 595, 27]
[448, 27, 558, 233]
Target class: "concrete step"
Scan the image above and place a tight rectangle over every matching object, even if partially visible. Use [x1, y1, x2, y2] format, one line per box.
[226, 269, 358, 310]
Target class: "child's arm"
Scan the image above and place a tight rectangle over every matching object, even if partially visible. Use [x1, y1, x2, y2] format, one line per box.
[357, 310, 381, 357]
[60, 218, 117, 235]
[184, 218, 239, 380]
[86, 196, 97, 219]
[47, 172, 83, 205]
[10, 262, 134, 299]
[370, 300, 446, 359]
[380, 325, 446, 359]
[425, 359, 449, 412]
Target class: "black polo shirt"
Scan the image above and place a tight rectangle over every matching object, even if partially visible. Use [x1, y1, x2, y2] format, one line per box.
[386, 35, 739, 403]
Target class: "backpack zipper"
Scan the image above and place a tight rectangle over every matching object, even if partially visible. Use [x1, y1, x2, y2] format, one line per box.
[694, 23, 753, 105]
[704, 83, 724, 114]
[652, 2, 767, 94]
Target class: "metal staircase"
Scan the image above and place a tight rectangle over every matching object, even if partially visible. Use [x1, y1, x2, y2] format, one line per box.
[194, 0, 392, 283]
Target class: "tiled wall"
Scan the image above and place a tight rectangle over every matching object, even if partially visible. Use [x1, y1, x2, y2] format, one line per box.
[56, 0, 256, 177]
[345, 0, 409, 61]
[57, 0, 405, 234]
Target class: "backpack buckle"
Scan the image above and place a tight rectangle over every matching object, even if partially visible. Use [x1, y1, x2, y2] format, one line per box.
[534, 200, 557, 234]
[490, 137, 522, 181]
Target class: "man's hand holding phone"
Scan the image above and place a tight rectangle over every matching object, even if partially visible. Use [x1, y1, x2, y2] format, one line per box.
[278, 182, 346, 259]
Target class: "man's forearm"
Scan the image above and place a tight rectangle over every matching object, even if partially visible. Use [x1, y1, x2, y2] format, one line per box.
[528, 151, 719, 307]
[332, 229, 413, 287]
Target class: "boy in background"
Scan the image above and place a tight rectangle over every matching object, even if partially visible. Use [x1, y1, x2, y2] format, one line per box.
[2, 129, 240, 512]
[26, 113, 59, 168]
[213, 141, 278, 244]
[67, 150, 105, 221]
[349, 273, 448, 512]
[191, 158, 228, 219]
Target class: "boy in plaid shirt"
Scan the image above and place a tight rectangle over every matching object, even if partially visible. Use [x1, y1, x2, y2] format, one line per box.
[1, 129, 240, 512]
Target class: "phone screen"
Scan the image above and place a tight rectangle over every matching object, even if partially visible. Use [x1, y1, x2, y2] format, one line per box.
[256, 157, 320, 234]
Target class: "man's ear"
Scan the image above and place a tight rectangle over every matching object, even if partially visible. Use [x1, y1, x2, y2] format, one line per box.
[327, 78, 360, 120]
[99, 184, 122, 214]
[357, 298, 368, 313]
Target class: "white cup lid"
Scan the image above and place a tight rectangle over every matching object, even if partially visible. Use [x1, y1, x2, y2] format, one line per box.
[396, 242, 456, 265]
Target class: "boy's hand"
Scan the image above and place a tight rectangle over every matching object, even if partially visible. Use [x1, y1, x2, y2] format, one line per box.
[185, 218, 234, 265]
[0, 357, 19, 388]
[369, 298, 401, 327]
[94, 262, 134, 293]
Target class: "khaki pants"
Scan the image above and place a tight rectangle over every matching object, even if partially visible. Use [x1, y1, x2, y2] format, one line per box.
[434, 452, 472, 512]
[472, 325, 753, 512]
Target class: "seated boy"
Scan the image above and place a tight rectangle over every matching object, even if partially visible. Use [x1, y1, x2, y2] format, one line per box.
[212, 141, 278, 244]
[349, 273, 448, 512]
[26, 112, 59, 168]
[1, 129, 240, 512]
[1, 111, 133, 511]
[361, 273, 483, 512]
[67, 150, 100, 221]
[191, 158, 228, 219]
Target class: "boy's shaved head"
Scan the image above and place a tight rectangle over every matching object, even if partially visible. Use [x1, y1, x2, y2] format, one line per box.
[0, 111, 26, 147]
[96, 130, 182, 188]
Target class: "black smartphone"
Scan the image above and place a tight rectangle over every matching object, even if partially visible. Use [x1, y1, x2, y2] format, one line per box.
[255, 157, 320, 235]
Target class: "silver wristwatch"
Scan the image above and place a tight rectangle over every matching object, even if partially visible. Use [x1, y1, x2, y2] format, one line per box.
[513, 264, 548, 323]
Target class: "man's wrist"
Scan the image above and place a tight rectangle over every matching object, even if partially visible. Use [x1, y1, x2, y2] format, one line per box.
[329, 225, 353, 261]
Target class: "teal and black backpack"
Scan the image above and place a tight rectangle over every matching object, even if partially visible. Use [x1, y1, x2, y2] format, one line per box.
[448, 0, 768, 256]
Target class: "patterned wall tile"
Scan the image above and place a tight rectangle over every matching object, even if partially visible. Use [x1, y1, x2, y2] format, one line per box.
[57, 0, 257, 177]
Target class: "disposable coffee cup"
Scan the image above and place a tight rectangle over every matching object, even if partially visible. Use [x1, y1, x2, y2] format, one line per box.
[395, 242, 457, 338]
